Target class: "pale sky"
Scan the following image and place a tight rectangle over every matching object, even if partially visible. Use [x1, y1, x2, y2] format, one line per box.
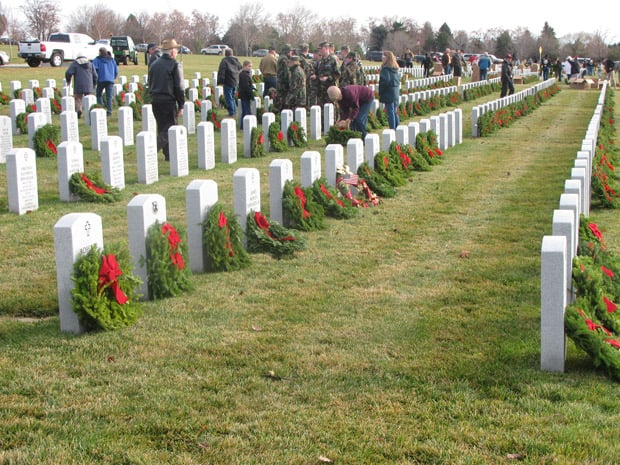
[4, 0, 617, 43]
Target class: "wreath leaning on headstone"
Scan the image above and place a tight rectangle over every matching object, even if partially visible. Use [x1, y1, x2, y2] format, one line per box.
[287, 122, 307, 148]
[281, 180, 326, 231]
[251, 127, 266, 158]
[202, 203, 251, 272]
[71, 243, 143, 331]
[69, 172, 122, 203]
[245, 210, 306, 259]
[310, 178, 359, 219]
[33, 124, 60, 157]
[143, 220, 194, 299]
[268, 121, 288, 152]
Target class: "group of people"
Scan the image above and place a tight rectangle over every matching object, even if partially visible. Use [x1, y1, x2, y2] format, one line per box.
[65, 47, 119, 118]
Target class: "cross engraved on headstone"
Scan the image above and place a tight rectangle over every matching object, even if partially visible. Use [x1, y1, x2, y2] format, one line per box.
[152, 201, 158, 213]
[84, 221, 91, 237]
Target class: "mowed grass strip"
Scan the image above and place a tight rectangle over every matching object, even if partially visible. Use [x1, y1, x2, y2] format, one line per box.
[2, 86, 620, 464]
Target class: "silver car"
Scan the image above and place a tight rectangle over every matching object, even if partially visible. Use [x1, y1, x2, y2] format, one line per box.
[0, 50, 9, 65]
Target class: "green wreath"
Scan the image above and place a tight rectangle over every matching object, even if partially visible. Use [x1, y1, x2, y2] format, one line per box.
[144, 221, 194, 299]
[246, 210, 306, 259]
[416, 132, 442, 165]
[268, 121, 288, 152]
[251, 127, 266, 158]
[206, 110, 222, 130]
[287, 122, 308, 148]
[282, 180, 326, 231]
[566, 298, 620, 381]
[373, 151, 407, 187]
[357, 162, 396, 198]
[310, 178, 359, 219]
[324, 125, 362, 146]
[33, 124, 60, 158]
[202, 204, 251, 272]
[71, 242, 143, 331]
[367, 111, 384, 129]
[15, 112, 28, 135]
[69, 172, 122, 203]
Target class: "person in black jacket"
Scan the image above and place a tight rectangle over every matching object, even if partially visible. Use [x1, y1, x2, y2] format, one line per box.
[500, 54, 514, 98]
[238, 60, 255, 129]
[217, 48, 242, 117]
[147, 38, 185, 161]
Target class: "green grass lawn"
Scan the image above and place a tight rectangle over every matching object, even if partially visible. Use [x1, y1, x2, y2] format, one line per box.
[1, 63, 619, 464]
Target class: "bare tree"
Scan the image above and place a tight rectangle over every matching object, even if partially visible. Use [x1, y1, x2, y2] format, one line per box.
[21, 0, 60, 40]
[123, 12, 151, 43]
[276, 6, 318, 46]
[513, 27, 538, 62]
[66, 5, 122, 39]
[188, 10, 221, 51]
[147, 13, 168, 47]
[586, 30, 608, 61]
[322, 18, 362, 51]
[225, 2, 265, 56]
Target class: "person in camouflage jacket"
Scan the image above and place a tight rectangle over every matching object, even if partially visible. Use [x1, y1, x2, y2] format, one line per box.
[284, 56, 307, 110]
[339, 52, 366, 87]
[298, 44, 315, 108]
[275, 44, 293, 112]
[314, 41, 340, 107]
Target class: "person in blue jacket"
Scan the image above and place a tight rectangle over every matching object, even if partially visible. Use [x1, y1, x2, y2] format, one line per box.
[379, 51, 401, 130]
[92, 47, 118, 116]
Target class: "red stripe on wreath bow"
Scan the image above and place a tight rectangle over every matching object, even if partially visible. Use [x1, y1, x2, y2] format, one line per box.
[254, 211, 294, 241]
[161, 223, 185, 270]
[98, 254, 129, 305]
[294, 186, 311, 218]
[46, 139, 57, 155]
[604, 296, 617, 313]
[218, 211, 235, 256]
[254, 211, 274, 238]
[81, 173, 107, 195]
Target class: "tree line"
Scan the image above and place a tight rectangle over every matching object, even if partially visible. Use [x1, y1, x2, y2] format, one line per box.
[2, 0, 619, 62]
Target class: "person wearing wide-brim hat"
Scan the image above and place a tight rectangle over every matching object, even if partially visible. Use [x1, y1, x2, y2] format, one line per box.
[327, 84, 374, 138]
[147, 38, 185, 161]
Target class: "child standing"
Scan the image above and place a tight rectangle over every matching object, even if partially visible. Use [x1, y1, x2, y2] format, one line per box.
[238, 60, 255, 129]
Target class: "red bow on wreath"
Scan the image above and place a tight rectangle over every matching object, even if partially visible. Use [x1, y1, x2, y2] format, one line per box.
[218, 211, 235, 256]
[81, 173, 107, 195]
[98, 254, 129, 305]
[162, 223, 185, 270]
[294, 186, 311, 218]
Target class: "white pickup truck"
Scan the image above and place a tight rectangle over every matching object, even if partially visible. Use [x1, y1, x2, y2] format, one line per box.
[17, 32, 107, 67]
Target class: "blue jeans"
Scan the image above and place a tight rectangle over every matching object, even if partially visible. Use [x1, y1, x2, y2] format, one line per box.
[480, 68, 488, 80]
[263, 76, 276, 97]
[384, 102, 399, 130]
[224, 86, 237, 116]
[96, 81, 114, 115]
[351, 100, 373, 139]
[240, 99, 252, 129]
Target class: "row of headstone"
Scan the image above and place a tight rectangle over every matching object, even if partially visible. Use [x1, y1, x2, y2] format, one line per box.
[4, 102, 463, 215]
[540, 81, 606, 373]
[53, 113, 467, 333]
[471, 78, 560, 137]
[460, 77, 502, 99]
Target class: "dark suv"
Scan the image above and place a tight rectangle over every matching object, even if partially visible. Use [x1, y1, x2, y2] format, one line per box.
[110, 36, 139, 65]
[367, 50, 384, 62]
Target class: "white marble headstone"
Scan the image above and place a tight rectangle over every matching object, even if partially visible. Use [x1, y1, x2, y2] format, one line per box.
[197, 121, 215, 170]
[169, 125, 189, 177]
[233, 167, 261, 231]
[54, 212, 104, 334]
[6, 148, 39, 215]
[269, 159, 293, 225]
[57, 141, 84, 201]
[136, 131, 159, 185]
